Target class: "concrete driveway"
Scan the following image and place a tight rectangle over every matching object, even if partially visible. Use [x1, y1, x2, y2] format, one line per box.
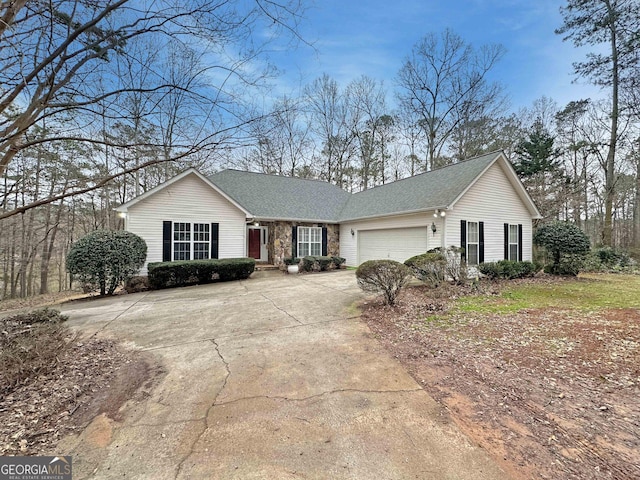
[58, 270, 508, 479]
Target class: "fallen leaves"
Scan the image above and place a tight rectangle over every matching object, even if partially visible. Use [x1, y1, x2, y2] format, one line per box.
[0, 338, 143, 455]
[362, 278, 640, 480]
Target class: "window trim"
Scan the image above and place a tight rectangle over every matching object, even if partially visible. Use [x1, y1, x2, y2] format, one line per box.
[466, 221, 479, 266]
[508, 224, 519, 261]
[172, 221, 212, 261]
[297, 226, 322, 257]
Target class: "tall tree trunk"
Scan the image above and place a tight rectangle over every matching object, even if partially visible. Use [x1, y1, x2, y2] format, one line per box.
[602, 0, 619, 247]
[634, 158, 640, 248]
[39, 200, 63, 295]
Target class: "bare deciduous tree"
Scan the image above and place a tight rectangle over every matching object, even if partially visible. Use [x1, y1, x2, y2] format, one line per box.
[557, 0, 640, 245]
[0, 0, 305, 218]
[397, 28, 506, 170]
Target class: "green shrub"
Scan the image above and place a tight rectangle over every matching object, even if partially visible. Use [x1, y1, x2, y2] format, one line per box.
[479, 260, 540, 280]
[404, 252, 447, 287]
[284, 257, 301, 266]
[544, 254, 584, 276]
[301, 256, 316, 272]
[0, 309, 69, 395]
[533, 222, 590, 276]
[316, 256, 333, 271]
[331, 256, 346, 268]
[147, 258, 255, 289]
[66, 230, 147, 295]
[583, 247, 633, 272]
[355, 260, 410, 306]
[300, 256, 337, 272]
[478, 262, 500, 279]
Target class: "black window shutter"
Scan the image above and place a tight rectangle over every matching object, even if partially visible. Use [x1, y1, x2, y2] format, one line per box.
[321, 227, 328, 256]
[162, 221, 172, 261]
[479, 221, 485, 264]
[504, 223, 509, 260]
[291, 226, 297, 257]
[211, 223, 219, 259]
[460, 220, 467, 261]
[518, 224, 523, 262]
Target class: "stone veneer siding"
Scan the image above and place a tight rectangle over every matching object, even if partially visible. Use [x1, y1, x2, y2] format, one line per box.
[264, 221, 339, 267]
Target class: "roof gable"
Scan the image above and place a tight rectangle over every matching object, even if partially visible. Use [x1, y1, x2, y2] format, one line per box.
[115, 168, 251, 216]
[338, 151, 503, 221]
[208, 170, 351, 222]
[447, 152, 542, 219]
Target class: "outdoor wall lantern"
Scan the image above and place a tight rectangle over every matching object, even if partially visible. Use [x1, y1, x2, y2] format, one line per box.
[350, 228, 355, 236]
[431, 222, 437, 235]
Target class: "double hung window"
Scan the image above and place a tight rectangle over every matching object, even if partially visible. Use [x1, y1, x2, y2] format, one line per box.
[173, 222, 210, 260]
[297, 227, 322, 257]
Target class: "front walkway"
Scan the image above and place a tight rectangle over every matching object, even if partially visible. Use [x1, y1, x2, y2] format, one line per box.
[58, 271, 508, 479]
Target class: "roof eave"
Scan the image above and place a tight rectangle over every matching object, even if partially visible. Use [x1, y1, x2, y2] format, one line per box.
[251, 216, 340, 224]
[339, 205, 449, 223]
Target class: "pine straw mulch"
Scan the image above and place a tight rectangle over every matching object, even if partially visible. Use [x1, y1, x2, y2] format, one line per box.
[361, 278, 640, 480]
[0, 337, 159, 456]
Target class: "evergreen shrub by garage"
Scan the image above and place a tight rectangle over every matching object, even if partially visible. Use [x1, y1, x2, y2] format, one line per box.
[404, 252, 447, 287]
[147, 258, 255, 289]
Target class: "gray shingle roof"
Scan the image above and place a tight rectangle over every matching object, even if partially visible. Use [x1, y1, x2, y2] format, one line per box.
[209, 151, 502, 222]
[209, 170, 351, 222]
[338, 151, 500, 221]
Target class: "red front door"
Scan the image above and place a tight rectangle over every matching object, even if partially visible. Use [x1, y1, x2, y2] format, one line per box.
[248, 229, 261, 259]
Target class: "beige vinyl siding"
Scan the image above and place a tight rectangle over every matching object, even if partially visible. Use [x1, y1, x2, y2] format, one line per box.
[340, 212, 443, 267]
[126, 173, 247, 274]
[445, 162, 533, 262]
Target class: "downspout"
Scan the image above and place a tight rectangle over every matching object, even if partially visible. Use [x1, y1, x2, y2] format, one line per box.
[441, 211, 447, 250]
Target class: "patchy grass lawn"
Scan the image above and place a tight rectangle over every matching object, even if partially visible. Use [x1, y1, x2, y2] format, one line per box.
[362, 273, 640, 480]
[456, 274, 640, 314]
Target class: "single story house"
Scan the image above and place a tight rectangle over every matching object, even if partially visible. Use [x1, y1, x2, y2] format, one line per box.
[115, 151, 542, 274]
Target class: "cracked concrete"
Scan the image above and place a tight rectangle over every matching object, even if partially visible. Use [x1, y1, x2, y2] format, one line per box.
[58, 270, 509, 479]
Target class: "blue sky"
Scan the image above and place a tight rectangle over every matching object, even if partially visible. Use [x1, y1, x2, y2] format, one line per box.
[265, 0, 604, 110]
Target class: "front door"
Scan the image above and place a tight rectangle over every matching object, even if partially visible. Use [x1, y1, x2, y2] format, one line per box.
[248, 228, 261, 259]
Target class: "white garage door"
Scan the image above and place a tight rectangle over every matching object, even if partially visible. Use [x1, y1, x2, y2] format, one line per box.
[358, 227, 429, 264]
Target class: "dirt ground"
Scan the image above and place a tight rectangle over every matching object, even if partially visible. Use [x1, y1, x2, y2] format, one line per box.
[361, 279, 640, 480]
[0, 336, 161, 456]
[0, 291, 90, 314]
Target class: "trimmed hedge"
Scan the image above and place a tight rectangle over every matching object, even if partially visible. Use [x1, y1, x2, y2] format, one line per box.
[301, 256, 344, 272]
[404, 252, 447, 287]
[147, 258, 255, 289]
[479, 260, 540, 280]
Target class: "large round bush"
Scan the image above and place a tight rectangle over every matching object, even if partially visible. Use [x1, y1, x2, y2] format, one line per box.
[67, 230, 147, 295]
[404, 252, 447, 287]
[356, 259, 410, 306]
[533, 222, 590, 276]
